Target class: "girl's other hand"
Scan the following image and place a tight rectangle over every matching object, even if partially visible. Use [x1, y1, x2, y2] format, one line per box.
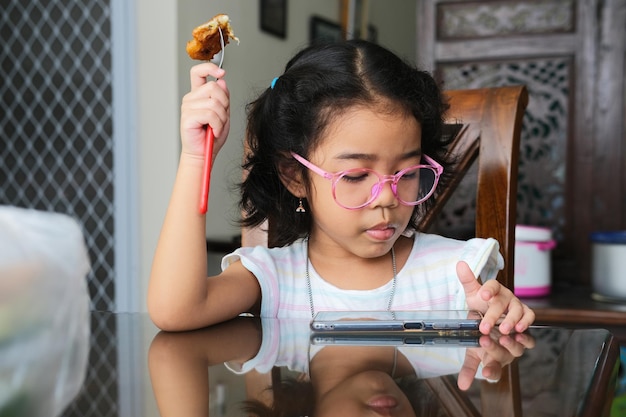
[457, 330, 536, 390]
[180, 63, 230, 160]
[456, 261, 536, 335]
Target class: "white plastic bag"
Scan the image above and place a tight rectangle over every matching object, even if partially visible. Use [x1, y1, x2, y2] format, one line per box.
[0, 206, 91, 417]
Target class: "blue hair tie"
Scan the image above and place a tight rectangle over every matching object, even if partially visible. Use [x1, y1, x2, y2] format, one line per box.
[270, 76, 279, 89]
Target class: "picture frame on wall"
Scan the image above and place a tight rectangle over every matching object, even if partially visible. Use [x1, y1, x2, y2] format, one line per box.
[309, 16, 343, 44]
[260, 0, 287, 39]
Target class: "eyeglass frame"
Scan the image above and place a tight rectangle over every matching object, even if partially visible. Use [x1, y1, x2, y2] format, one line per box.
[290, 151, 444, 210]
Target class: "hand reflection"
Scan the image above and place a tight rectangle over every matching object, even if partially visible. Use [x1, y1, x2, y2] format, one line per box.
[148, 316, 262, 417]
[457, 330, 536, 390]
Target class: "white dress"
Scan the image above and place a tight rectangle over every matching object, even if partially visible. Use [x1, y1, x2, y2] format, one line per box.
[222, 232, 504, 319]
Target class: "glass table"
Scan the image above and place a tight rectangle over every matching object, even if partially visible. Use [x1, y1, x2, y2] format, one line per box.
[3, 311, 620, 417]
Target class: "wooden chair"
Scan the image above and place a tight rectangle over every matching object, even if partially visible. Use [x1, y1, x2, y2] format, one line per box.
[421, 85, 528, 290]
[420, 85, 528, 417]
[241, 85, 530, 416]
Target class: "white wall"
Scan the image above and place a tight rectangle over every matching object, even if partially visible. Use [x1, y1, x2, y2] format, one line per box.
[134, 0, 179, 312]
[369, 0, 416, 61]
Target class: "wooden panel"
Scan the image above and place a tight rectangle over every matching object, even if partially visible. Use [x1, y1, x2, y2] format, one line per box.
[593, 0, 626, 231]
[417, 0, 626, 288]
[436, 0, 575, 40]
[436, 58, 571, 243]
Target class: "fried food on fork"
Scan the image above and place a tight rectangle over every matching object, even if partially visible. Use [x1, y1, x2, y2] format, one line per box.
[186, 14, 239, 61]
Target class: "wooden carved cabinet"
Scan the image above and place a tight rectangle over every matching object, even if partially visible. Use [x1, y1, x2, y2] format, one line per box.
[416, 0, 626, 292]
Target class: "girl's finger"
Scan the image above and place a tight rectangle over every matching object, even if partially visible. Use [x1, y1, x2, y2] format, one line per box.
[189, 62, 226, 90]
[514, 304, 536, 333]
[497, 300, 524, 334]
[185, 81, 230, 111]
[514, 331, 536, 349]
[458, 350, 482, 390]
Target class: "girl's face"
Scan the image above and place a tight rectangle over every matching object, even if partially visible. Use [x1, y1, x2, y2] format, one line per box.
[304, 105, 422, 260]
[315, 370, 417, 417]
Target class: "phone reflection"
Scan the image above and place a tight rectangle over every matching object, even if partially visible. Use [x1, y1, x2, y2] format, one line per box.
[148, 316, 535, 416]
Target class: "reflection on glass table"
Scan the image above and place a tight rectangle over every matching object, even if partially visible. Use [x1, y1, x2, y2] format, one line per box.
[3, 305, 619, 417]
[146, 316, 618, 417]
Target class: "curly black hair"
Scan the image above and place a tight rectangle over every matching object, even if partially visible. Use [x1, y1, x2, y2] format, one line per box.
[240, 40, 451, 247]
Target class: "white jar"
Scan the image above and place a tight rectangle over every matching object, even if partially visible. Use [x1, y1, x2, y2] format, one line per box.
[514, 225, 556, 298]
[590, 231, 626, 302]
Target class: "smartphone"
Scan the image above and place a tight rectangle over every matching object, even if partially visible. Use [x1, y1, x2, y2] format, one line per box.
[310, 332, 481, 347]
[309, 310, 483, 333]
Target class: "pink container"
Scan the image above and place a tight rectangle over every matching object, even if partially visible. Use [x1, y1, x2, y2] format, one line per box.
[514, 225, 556, 298]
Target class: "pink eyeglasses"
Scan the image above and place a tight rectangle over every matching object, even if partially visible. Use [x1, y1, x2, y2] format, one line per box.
[291, 152, 443, 210]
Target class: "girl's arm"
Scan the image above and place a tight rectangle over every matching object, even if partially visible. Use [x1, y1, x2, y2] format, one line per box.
[148, 317, 263, 416]
[148, 63, 260, 331]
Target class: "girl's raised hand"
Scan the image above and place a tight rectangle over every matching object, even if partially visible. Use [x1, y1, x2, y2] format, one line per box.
[456, 261, 535, 335]
[180, 62, 230, 160]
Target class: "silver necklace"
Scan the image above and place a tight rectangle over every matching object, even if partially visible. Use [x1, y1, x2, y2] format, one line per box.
[305, 244, 397, 318]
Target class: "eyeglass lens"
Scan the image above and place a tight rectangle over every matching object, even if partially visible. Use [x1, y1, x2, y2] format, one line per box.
[334, 167, 437, 209]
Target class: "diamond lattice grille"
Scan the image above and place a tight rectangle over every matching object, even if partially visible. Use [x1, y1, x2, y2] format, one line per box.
[1, 1, 118, 415]
[0, 0, 115, 311]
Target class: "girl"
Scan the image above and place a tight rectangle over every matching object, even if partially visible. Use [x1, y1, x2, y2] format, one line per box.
[149, 40, 535, 333]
